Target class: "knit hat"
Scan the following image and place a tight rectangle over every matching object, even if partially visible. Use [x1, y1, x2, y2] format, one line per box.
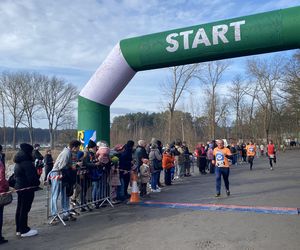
[87, 140, 97, 148]
[114, 144, 124, 152]
[142, 158, 149, 164]
[20, 143, 34, 154]
[126, 140, 134, 148]
[111, 156, 119, 164]
[98, 146, 110, 155]
[138, 140, 146, 147]
[96, 141, 108, 148]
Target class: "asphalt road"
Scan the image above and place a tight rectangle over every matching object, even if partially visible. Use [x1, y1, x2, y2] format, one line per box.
[3, 149, 300, 250]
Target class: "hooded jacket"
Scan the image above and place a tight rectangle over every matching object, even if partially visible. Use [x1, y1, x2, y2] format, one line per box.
[119, 144, 133, 176]
[13, 146, 40, 191]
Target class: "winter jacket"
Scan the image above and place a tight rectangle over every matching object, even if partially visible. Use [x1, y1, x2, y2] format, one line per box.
[162, 153, 174, 170]
[134, 146, 148, 169]
[119, 145, 133, 176]
[139, 163, 150, 183]
[53, 147, 72, 171]
[0, 161, 9, 193]
[175, 146, 185, 165]
[44, 153, 54, 168]
[149, 148, 162, 171]
[13, 150, 40, 191]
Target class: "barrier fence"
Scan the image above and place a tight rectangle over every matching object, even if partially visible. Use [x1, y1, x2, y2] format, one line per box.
[47, 167, 113, 226]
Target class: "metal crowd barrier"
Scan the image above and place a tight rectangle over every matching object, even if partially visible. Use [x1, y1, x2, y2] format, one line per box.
[47, 167, 113, 226]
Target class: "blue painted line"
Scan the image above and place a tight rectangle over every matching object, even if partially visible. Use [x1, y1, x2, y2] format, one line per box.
[140, 202, 299, 215]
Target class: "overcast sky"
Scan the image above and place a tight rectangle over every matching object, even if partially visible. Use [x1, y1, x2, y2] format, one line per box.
[0, 0, 299, 127]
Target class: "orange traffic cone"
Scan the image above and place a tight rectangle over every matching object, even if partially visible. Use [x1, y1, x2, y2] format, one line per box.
[128, 172, 140, 204]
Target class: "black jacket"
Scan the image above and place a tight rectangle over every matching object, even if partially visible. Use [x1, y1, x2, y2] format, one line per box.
[44, 154, 54, 167]
[134, 146, 148, 169]
[14, 150, 40, 191]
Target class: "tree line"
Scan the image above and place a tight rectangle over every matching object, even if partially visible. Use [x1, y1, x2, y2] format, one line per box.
[0, 127, 76, 147]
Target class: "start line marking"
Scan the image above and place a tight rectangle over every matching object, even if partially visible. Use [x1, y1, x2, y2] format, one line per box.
[140, 201, 299, 215]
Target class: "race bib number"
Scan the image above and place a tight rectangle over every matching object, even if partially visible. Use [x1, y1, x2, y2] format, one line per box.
[269, 154, 275, 158]
[216, 152, 225, 167]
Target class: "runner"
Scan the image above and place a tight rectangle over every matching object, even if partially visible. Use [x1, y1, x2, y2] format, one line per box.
[246, 141, 256, 170]
[267, 140, 276, 170]
[212, 139, 232, 197]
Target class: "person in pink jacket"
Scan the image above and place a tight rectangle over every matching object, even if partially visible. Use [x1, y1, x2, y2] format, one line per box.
[0, 145, 9, 244]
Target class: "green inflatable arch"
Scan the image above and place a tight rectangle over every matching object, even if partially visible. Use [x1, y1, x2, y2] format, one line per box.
[78, 6, 300, 145]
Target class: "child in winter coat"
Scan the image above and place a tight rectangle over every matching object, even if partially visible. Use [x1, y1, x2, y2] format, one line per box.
[139, 158, 150, 197]
[94, 146, 111, 208]
[162, 149, 175, 185]
[110, 156, 121, 203]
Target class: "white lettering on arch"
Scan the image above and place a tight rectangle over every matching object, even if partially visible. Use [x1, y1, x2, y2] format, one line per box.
[192, 28, 211, 48]
[212, 24, 229, 45]
[166, 33, 179, 52]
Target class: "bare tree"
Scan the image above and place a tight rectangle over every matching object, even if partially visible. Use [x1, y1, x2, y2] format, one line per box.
[38, 76, 78, 149]
[0, 72, 25, 149]
[280, 50, 300, 140]
[20, 73, 44, 145]
[247, 57, 285, 141]
[196, 61, 230, 139]
[161, 64, 199, 142]
[0, 89, 7, 148]
[228, 74, 248, 139]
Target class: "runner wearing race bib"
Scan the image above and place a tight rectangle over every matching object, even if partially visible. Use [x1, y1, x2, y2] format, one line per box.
[212, 140, 232, 197]
[267, 140, 276, 170]
[246, 141, 256, 171]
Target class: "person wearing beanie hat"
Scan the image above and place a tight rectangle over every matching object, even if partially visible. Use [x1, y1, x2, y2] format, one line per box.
[43, 149, 54, 183]
[149, 142, 162, 192]
[118, 140, 134, 200]
[96, 146, 110, 163]
[110, 155, 121, 204]
[82, 140, 102, 210]
[134, 139, 148, 173]
[96, 141, 109, 148]
[139, 158, 150, 197]
[0, 144, 8, 244]
[13, 143, 40, 237]
[33, 143, 44, 181]
[126, 140, 134, 148]
[87, 140, 97, 149]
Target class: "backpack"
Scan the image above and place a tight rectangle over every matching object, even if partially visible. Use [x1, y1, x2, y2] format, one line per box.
[150, 158, 162, 172]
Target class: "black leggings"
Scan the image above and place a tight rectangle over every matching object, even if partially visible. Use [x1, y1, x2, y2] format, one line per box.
[269, 157, 276, 167]
[248, 156, 254, 170]
[15, 191, 35, 234]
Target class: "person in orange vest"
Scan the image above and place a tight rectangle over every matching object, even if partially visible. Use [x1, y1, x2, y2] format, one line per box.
[267, 140, 276, 170]
[246, 141, 256, 170]
[212, 139, 232, 197]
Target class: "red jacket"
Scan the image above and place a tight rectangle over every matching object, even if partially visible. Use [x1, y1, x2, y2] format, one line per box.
[0, 161, 9, 193]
